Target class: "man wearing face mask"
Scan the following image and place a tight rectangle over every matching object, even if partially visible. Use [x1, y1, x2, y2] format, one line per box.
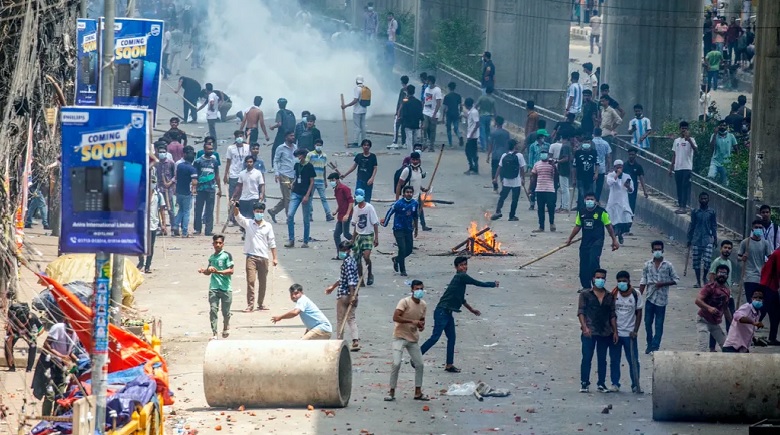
[530, 150, 557, 232]
[351, 188, 380, 286]
[193, 141, 223, 236]
[605, 160, 634, 245]
[306, 139, 333, 222]
[231, 155, 265, 223]
[695, 264, 734, 351]
[224, 130, 248, 226]
[155, 143, 176, 228]
[707, 240, 735, 351]
[622, 148, 648, 235]
[326, 241, 361, 351]
[395, 152, 430, 231]
[722, 289, 764, 352]
[382, 185, 419, 277]
[268, 131, 296, 223]
[328, 173, 353, 259]
[385, 280, 428, 402]
[577, 268, 617, 394]
[639, 240, 680, 354]
[687, 192, 718, 288]
[573, 139, 598, 210]
[234, 202, 277, 312]
[708, 120, 736, 186]
[608, 271, 643, 393]
[566, 192, 620, 293]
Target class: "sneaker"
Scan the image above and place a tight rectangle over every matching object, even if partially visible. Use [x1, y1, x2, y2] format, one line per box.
[490, 213, 502, 221]
[269, 210, 278, 223]
[284, 241, 295, 248]
[508, 216, 519, 221]
[301, 243, 310, 248]
[422, 226, 432, 231]
[392, 256, 399, 272]
[367, 274, 374, 286]
[579, 383, 589, 393]
[387, 143, 399, 149]
[326, 215, 335, 222]
[463, 170, 473, 175]
[632, 386, 644, 394]
[609, 384, 620, 393]
[532, 228, 544, 233]
[400, 272, 408, 276]
[577, 287, 589, 293]
[550, 224, 556, 232]
[674, 208, 687, 214]
[529, 204, 535, 210]
[268, 168, 275, 174]
[596, 384, 610, 393]
[618, 234, 624, 244]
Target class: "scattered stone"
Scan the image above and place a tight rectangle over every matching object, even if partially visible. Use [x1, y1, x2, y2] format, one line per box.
[526, 407, 536, 413]
[601, 406, 610, 414]
[237, 405, 245, 412]
[214, 425, 222, 431]
[422, 405, 430, 411]
[307, 405, 314, 411]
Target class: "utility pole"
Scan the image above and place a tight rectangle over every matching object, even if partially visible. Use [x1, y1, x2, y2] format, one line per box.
[94, 0, 115, 432]
[413, 0, 421, 71]
[80, 0, 86, 17]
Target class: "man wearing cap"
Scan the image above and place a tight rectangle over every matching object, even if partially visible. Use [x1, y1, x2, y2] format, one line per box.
[351, 188, 380, 286]
[342, 76, 369, 147]
[234, 202, 277, 312]
[605, 160, 634, 245]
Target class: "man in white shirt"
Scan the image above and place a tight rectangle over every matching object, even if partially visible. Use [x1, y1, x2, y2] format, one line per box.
[582, 62, 598, 95]
[234, 202, 278, 312]
[565, 71, 583, 115]
[589, 10, 602, 55]
[464, 97, 480, 175]
[698, 84, 711, 121]
[422, 75, 443, 152]
[387, 12, 398, 42]
[341, 75, 369, 147]
[231, 155, 265, 218]
[490, 139, 526, 221]
[668, 121, 697, 213]
[608, 271, 644, 393]
[628, 104, 652, 150]
[198, 82, 219, 141]
[224, 130, 249, 225]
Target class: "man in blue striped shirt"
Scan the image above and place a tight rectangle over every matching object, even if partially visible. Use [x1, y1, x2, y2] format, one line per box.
[565, 71, 583, 115]
[628, 104, 652, 150]
[381, 185, 419, 276]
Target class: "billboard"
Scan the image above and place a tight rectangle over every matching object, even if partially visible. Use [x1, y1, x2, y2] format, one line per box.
[59, 106, 150, 255]
[75, 19, 101, 106]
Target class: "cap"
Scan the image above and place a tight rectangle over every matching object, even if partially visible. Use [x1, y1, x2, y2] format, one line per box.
[536, 129, 549, 137]
[613, 159, 624, 166]
[356, 75, 364, 84]
[355, 188, 366, 197]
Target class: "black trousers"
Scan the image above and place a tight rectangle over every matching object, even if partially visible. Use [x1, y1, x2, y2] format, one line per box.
[579, 243, 603, 289]
[393, 229, 414, 274]
[491, 159, 500, 190]
[137, 231, 158, 270]
[333, 218, 352, 253]
[465, 138, 479, 173]
[182, 95, 198, 123]
[675, 169, 692, 208]
[496, 186, 521, 218]
[536, 191, 555, 229]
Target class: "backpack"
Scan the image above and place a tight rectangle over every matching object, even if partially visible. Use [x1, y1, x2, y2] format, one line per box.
[610, 288, 641, 311]
[359, 86, 372, 107]
[279, 109, 296, 133]
[500, 152, 520, 179]
[393, 163, 422, 192]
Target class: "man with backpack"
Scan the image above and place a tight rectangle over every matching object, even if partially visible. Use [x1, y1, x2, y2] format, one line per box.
[395, 151, 431, 231]
[269, 98, 296, 173]
[341, 75, 371, 147]
[399, 85, 423, 149]
[490, 139, 526, 221]
[4, 292, 43, 372]
[608, 271, 644, 393]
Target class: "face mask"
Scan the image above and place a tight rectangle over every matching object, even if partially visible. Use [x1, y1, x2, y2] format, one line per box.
[653, 250, 664, 259]
[585, 200, 596, 209]
[752, 300, 763, 310]
[718, 128, 727, 134]
[594, 278, 606, 289]
[540, 153, 549, 161]
[338, 251, 348, 260]
[411, 163, 420, 168]
[355, 195, 364, 203]
[581, 143, 591, 150]
[315, 146, 323, 152]
[617, 282, 629, 292]
[254, 212, 264, 221]
[236, 137, 244, 144]
[753, 228, 763, 237]
[403, 196, 413, 202]
[329, 181, 337, 188]
[413, 289, 425, 299]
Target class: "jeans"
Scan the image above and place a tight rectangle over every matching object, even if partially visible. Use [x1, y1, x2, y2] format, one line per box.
[559, 176, 571, 210]
[416, 194, 427, 228]
[238, 199, 256, 219]
[423, 115, 437, 148]
[334, 218, 352, 253]
[581, 334, 610, 386]
[137, 231, 158, 270]
[490, 158, 500, 190]
[644, 300, 667, 351]
[174, 194, 192, 236]
[182, 95, 198, 122]
[356, 179, 374, 203]
[353, 112, 366, 144]
[393, 115, 406, 145]
[478, 115, 492, 151]
[708, 161, 729, 186]
[313, 184, 332, 217]
[246, 256, 269, 308]
[707, 70, 719, 91]
[674, 169, 692, 208]
[577, 178, 594, 210]
[390, 338, 424, 389]
[421, 307, 456, 365]
[287, 192, 312, 244]
[208, 289, 232, 335]
[579, 243, 603, 289]
[207, 118, 217, 141]
[404, 128, 419, 149]
[445, 117, 461, 146]
[609, 336, 640, 389]
[393, 229, 414, 274]
[535, 191, 555, 229]
[194, 190, 216, 234]
[465, 138, 479, 173]
[25, 195, 48, 226]
[496, 186, 521, 218]
[595, 173, 605, 201]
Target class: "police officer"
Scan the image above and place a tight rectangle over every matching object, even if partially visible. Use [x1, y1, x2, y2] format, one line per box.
[565, 191, 620, 292]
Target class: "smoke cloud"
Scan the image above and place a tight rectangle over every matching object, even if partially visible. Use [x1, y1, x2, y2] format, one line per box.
[202, 0, 397, 121]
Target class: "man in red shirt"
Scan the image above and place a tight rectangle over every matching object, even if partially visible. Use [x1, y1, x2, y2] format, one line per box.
[758, 249, 780, 345]
[695, 264, 733, 351]
[329, 172, 353, 260]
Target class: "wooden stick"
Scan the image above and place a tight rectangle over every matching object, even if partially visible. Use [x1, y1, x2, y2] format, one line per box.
[568, 185, 576, 216]
[736, 237, 750, 306]
[366, 130, 394, 137]
[157, 101, 185, 120]
[451, 227, 492, 251]
[340, 94, 349, 148]
[423, 144, 446, 194]
[215, 194, 222, 226]
[338, 279, 363, 338]
[518, 237, 582, 269]
[163, 81, 200, 111]
[683, 246, 691, 276]
[221, 202, 237, 234]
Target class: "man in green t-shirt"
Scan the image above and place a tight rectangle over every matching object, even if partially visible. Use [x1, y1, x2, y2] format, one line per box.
[475, 87, 496, 152]
[199, 234, 234, 339]
[704, 48, 723, 91]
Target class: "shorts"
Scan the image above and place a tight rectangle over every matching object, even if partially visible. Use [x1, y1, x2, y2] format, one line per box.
[352, 233, 375, 254]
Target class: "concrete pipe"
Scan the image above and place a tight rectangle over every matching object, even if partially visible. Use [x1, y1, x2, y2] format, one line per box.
[203, 340, 352, 408]
[653, 351, 780, 422]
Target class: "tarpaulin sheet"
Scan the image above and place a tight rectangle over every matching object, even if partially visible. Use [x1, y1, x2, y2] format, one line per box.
[44, 253, 144, 305]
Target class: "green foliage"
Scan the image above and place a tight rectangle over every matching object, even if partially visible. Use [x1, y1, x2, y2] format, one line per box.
[422, 15, 484, 80]
[381, 10, 415, 47]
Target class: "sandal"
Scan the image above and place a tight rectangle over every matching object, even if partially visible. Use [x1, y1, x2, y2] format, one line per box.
[243, 306, 254, 313]
[444, 366, 461, 373]
[413, 395, 430, 401]
[383, 396, 396, 402]
[221, 330, 230, 338]
[257, 305, 270, 311]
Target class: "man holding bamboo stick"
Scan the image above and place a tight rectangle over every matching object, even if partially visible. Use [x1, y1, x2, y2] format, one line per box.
[326, 241, 361, 351]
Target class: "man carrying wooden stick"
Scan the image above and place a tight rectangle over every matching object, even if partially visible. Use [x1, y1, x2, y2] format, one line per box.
[326, 241, 361, 351]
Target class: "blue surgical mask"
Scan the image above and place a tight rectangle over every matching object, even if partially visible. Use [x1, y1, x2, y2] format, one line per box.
[653, 250, 664, 259]
[581, 143, 591, 150]
[753, 228, 763, 238]
[338, 251, 348, 260]
[752, 300, 763, 310]
[617, 282, 629, 292]
[355, 195, 365, 203]
[254, 212, 264, 221]
[585, 199, 596, 209]
[413, 289, 425, 299]
[594, 278, 606, 289]
[329, 181, 337, 188]
[540, 153, 549, 161]
[315, 145, 323, 152]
